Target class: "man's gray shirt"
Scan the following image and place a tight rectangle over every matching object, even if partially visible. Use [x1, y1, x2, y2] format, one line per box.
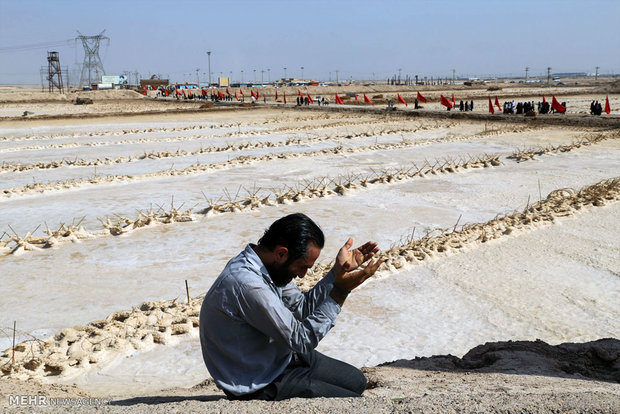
[199, 244, 341, 396]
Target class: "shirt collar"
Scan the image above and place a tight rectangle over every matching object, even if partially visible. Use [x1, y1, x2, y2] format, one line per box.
[245, 244, 277, 289]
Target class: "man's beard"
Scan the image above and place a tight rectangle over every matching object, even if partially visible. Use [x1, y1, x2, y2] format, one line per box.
[265, 260, 296, 287]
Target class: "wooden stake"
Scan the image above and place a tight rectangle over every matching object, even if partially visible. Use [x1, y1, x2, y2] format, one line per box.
[12, 320, 16, 367]
[453, 214, 462, 233]
[185, 280, 190, 304]
[538, 179, 542, 201]
[524, 195, 531, 213]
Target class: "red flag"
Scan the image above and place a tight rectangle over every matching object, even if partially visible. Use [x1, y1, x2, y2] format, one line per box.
[416, 91, 427, 103]
[164, 89, 169, 97]
[256, 90, 260, 98]
[226, 88, 230, 95]
[218, 90, 225, 99]
[307, 93, 314, 104]
[175, 88, 181, 96]
[488, 96, 495, 114]
[298, 89, 303, 97]
[201, 88, 207, 96]
[182, 89, 186, 96]
[605, 95, 611, 114]
[363, 94, 373, 104]
[551, 96, 565, 113]
[240, 89, 245, 96]
[142, 86, 147, 95]
[397, 93, 407, 106]
[251, 90, 257, 99]
[283, 92, 287, 104]
[335, 93, 344, 104]
[275, 90, 278, 100]
[354, 94, 359, 103]
[188, 91, 193, 98]
[452, 93, 456, 106]
[495, 96, 501, 111]
[235, 91, 239, 101]
[542, 95, 546, 104]
[440, 94, 453, 109]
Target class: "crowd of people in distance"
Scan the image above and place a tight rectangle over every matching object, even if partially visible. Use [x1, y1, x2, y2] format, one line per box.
[502, 101, 537, 114]
[458, 100, 475, 111]
[590, 100, 604, 115]
[501, 100, 567, 115]
[146, 86, 613, 117]
[297, 96, 329, 106]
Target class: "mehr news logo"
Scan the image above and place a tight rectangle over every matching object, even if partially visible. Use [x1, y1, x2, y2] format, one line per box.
[8, 394, 111, 406]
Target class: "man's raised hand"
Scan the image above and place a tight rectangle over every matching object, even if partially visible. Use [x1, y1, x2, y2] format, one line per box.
[332, 238, 384, 292]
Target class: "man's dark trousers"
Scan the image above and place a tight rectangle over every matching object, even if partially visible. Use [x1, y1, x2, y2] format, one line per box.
[225, 350, 367, 400]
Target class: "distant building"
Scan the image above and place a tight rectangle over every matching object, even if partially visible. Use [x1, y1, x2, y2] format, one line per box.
[552, 72, 587, 78]
[140, 78, 169, 89]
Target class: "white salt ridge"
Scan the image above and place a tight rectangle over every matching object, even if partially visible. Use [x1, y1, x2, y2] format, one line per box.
[1, 111, 617, 394]
[58, 202, 620, 394]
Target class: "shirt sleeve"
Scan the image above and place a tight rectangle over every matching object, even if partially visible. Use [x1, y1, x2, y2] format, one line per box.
[280, 270, 336, 320]
[236, 276, 341, 355]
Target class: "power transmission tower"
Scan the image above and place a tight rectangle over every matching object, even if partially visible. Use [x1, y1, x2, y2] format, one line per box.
[76, 30, 109, 87]
[47, 51, 64, 93]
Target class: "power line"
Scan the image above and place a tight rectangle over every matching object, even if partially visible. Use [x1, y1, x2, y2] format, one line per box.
[0, 39, 74, 53]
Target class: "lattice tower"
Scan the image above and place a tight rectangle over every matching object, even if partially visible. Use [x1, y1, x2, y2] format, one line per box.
[46, 51, 64, 93]
[76, 30, 109, 87]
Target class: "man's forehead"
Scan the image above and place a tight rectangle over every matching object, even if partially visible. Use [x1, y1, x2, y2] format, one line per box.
[301, 244, 321, 263]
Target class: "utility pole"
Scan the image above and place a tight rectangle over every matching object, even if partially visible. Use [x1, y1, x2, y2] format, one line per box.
[398, 68, 402, 85]
[595, 66, 599, 81]
[301, 66, 304, 80]
[525, 66, 529, 82]
[196, 68, 200, 88]
[547, 67, 551, 85]
[335, 70, 339, 83]
[253, 69, 256, 83]
[206, 51, 212, 86]
[283, 67, 287, 79]
[241, 70, 244, 83]
[267, 68, 270, 82]
[452, 69, 456, 85]
[76, 30, 109, 87]
[261, 69, 264, 84]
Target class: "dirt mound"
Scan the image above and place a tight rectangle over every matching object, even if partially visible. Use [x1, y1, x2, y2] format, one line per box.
[381, 338, 620, 382]
[609, 79, 620, 93]
[0, 89, 145, 103]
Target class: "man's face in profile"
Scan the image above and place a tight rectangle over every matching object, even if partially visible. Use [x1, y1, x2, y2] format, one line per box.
[267, 244, 321, 287]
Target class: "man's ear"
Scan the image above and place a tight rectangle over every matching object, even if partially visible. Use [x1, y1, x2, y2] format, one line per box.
[273, 246, 288, 264]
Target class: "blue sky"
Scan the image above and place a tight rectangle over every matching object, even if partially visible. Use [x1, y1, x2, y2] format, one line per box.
[1, 0, 619, 84]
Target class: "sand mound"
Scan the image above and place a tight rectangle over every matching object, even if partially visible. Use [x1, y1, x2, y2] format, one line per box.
[378, 338, 620, 383]
[0, 89, 145, 103]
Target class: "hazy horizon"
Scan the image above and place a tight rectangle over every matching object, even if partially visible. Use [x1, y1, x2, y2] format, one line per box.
[1, 0, 619, 85]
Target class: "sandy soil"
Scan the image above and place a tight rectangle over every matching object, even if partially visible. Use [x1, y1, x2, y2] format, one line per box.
[2, 339, 618, 413]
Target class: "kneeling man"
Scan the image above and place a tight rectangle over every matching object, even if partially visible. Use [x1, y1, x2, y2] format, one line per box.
[200, 213, 383, 400]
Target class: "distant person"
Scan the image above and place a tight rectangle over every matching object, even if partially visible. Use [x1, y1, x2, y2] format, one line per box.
[199, 213, 383, 400]
[459, 100, 464, 111]
[470, 100, 474, 111]
[414, 98, 419, 109]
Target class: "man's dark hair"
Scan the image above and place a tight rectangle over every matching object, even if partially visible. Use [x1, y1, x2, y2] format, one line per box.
[258, 213, 325, 261]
